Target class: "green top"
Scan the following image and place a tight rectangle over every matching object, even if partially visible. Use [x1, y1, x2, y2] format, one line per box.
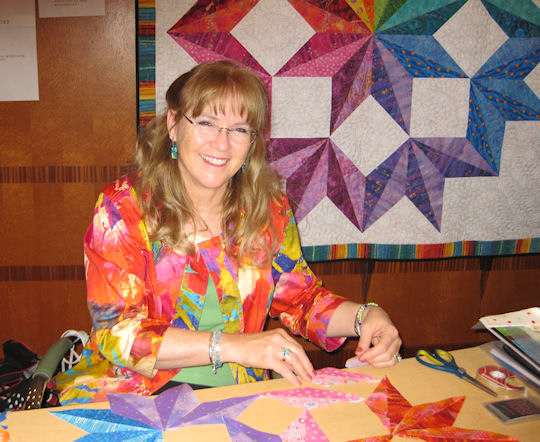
[171, 278, 235, 386]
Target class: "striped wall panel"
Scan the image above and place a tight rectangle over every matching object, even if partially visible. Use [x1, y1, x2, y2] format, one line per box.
[0, 166, 135, 184]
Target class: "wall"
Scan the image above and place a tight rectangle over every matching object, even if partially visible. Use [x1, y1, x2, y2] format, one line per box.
[297, 255, 540, 367]
[0, 0, 135, 354]
[1, 2, 538, 368]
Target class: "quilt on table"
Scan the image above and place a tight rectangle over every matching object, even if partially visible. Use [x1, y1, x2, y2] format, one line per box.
[44, 377, 519, 441]
[137, 0, 540, 260]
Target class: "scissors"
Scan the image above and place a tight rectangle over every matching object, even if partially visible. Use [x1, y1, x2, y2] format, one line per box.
[416, 349, 498, 397]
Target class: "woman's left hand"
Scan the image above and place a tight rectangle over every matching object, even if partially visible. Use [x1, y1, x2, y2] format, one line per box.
[355, 305, 402, 367]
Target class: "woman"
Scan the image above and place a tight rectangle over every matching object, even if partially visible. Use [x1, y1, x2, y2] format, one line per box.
[54, 61, 401, 405]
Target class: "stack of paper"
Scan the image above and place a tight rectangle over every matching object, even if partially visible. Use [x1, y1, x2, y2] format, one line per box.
[477, 308, 540, 388]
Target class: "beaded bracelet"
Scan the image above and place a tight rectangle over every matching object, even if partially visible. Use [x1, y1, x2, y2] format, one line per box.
[209, 330, 223, 374]
[353, 302, 379, 336]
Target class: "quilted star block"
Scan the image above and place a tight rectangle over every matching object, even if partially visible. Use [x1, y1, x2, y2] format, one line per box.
[350, 376, 518, 441]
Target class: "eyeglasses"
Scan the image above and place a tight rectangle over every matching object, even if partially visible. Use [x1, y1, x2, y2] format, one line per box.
[184, 115, 257, 145]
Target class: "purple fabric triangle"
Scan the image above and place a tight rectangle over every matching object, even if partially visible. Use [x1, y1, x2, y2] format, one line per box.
[413, 138, 497, 176]
[327, 146, 360, 228]
[371, 39, 408, 133]
[108, 384, 200, 430]
[108, 394, 164, 429]
[406, 144, 444, 230]
[268, 138, 326, 174]
[178, 395, 258, 427]
[286, 141, 329, 218]
[154, 384, 200, 429]
[291, 147, 328, 221]
[332, 145, 366, 227]
[222, 416, 281, 441]
[331, 38, 374, 131]
[376, 38, 413, 133]
[364, 143, 409, 230]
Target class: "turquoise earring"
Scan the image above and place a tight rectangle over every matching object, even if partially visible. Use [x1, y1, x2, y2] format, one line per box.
[171, 141, 178, 159]
[241, 158, 247, 173]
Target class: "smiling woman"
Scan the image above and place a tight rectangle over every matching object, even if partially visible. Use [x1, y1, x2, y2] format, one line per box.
[167, 105, 255, 238]
[141, 61, 279, 262]
[52, 61, 401, 406]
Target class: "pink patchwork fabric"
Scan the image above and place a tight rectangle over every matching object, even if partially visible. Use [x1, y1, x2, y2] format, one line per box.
[261, 387, 364, 409]
[281, 410, 328, 442]
[312, 367, 377, 386]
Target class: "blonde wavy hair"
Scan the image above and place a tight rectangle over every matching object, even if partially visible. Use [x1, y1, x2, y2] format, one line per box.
[134, 61, 283, 267]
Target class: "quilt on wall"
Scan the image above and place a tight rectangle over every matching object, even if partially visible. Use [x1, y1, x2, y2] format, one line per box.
[137, 0, 540, 260]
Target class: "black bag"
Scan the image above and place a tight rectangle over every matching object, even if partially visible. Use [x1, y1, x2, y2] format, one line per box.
[0, 340, 39, 393]
[0, 340, 60, 411]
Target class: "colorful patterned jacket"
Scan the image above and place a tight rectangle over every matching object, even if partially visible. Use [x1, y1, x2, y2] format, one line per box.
[54, 175, 346, 404]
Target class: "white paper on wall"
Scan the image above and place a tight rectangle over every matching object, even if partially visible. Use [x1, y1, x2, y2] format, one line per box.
[0, 0, 39, 102]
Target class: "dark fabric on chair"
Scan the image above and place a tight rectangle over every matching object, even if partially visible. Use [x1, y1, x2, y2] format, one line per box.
[152, 380, 211, 395]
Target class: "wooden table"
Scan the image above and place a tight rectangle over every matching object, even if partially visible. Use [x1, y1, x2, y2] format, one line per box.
[4, 345, 539, 441]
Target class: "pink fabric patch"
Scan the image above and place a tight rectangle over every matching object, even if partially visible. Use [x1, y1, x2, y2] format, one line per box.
[312, 367, 377, 386]
[281, 410, 328, 441]
[261, 387, 364, 409]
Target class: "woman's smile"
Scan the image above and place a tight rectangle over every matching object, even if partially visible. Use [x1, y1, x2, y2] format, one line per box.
[200, 153, 228, 166]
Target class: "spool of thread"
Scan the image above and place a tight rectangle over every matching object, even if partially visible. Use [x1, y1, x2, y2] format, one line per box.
[477, 365, 525, 391]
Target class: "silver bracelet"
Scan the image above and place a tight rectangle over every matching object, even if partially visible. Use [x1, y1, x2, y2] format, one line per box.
[209, 330, 223, 374]
[354, 302, 379, 336]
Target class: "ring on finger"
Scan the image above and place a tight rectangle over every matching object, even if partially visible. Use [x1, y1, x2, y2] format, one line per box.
[393, 353, 402, 363]
[281, 348, 291, 362]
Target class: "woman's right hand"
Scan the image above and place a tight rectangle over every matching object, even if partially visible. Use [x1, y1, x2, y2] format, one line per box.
[221, 328, 315, 386]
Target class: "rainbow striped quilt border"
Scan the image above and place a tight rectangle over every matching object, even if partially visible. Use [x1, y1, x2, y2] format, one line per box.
[302, 238, 540, 261]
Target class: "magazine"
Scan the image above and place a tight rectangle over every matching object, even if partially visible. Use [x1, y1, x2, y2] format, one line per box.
[489, 342, 540, 388]
[488, 326, 540, 372]
[476, 308, 540, 385]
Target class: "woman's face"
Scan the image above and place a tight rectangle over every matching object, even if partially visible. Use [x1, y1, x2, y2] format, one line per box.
[168, 99, 252, 201]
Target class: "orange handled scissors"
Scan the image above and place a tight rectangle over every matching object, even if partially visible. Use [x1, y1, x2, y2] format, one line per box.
[416, 349, 498, 397]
